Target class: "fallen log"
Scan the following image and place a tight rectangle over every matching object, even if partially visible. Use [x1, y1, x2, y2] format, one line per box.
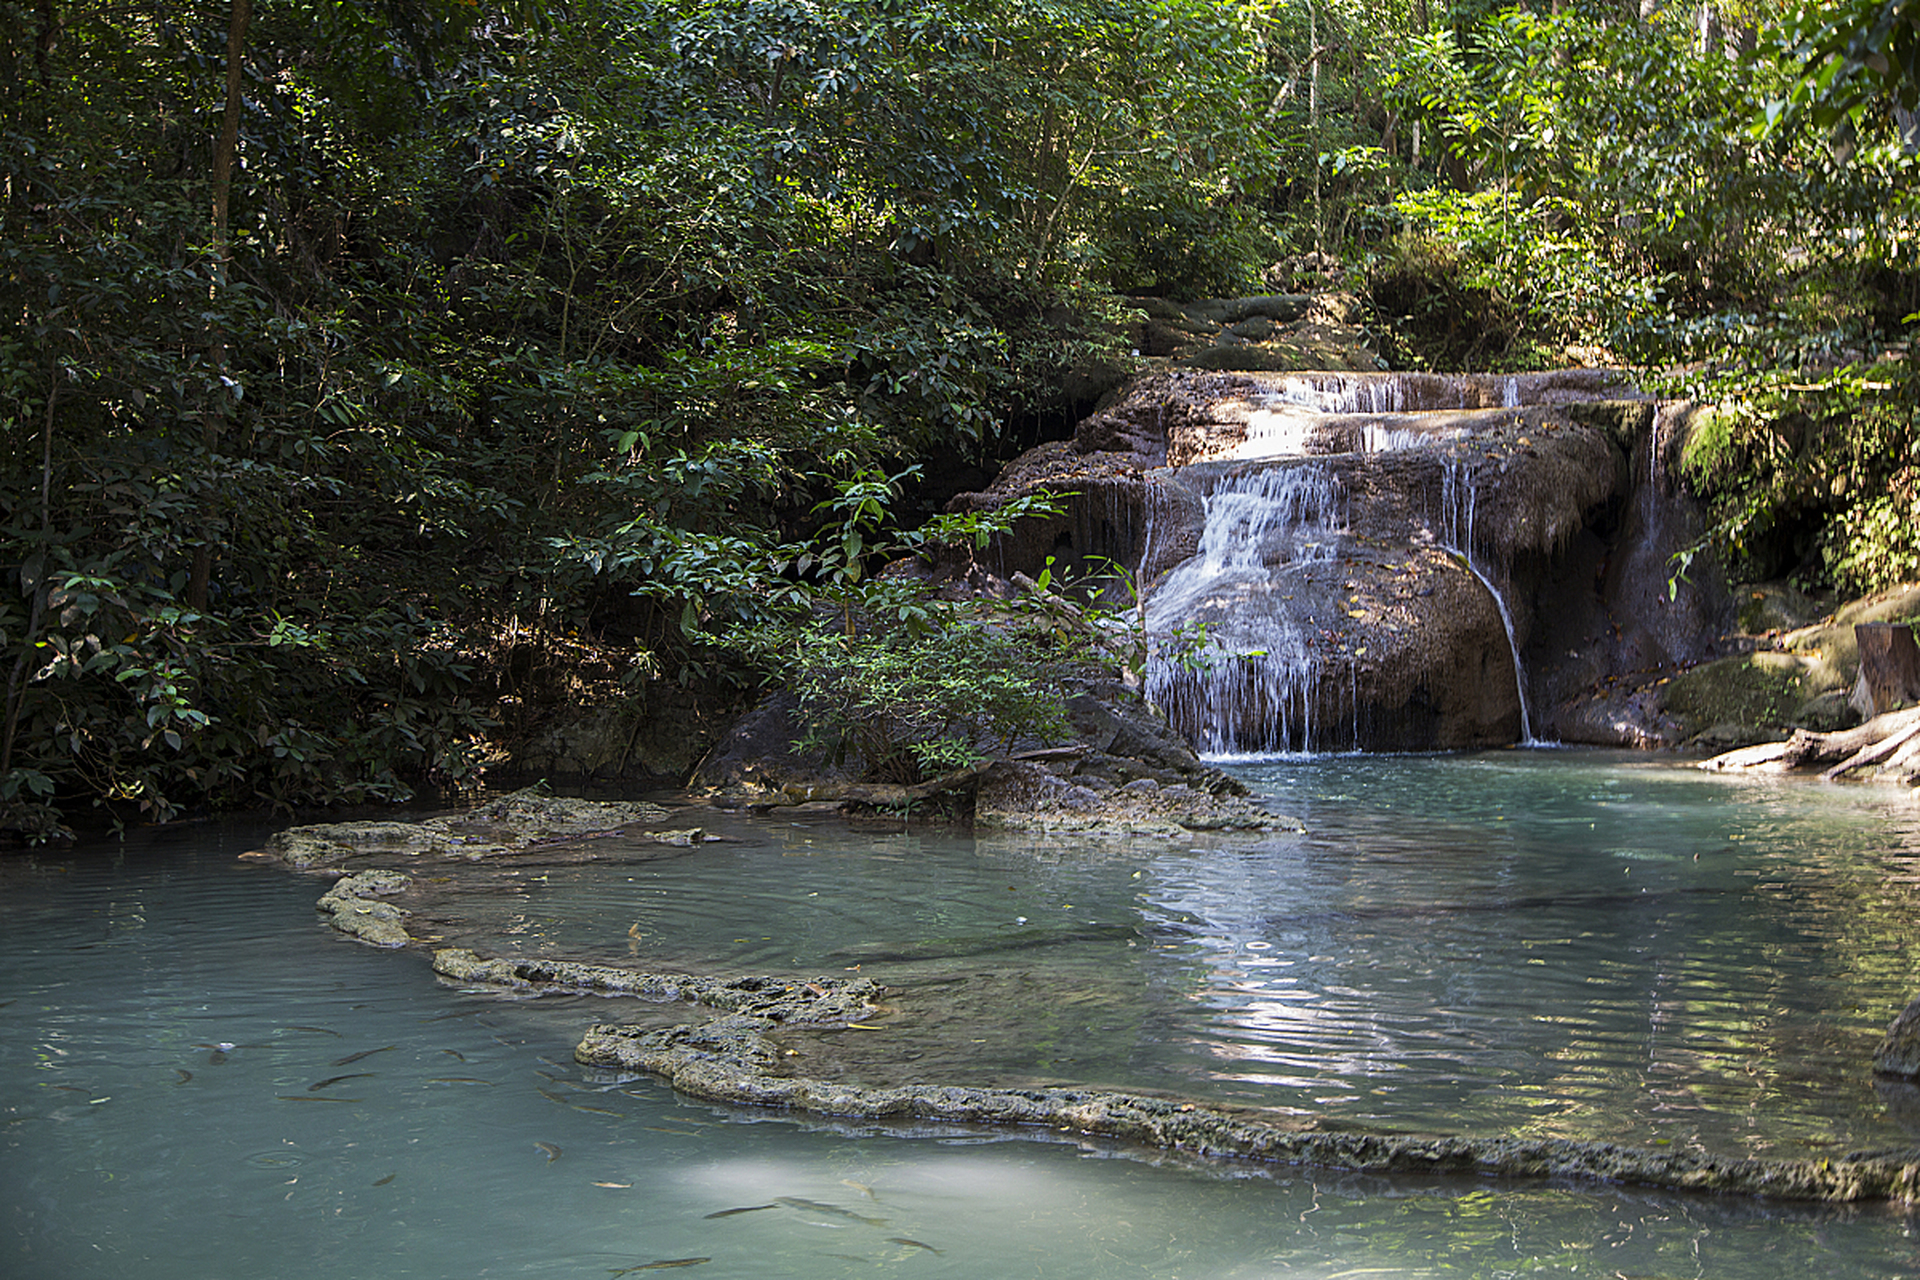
[761, 762, 995, 809]
[1821, 718, 1920, 781]
[1700, 706, 1920, 777]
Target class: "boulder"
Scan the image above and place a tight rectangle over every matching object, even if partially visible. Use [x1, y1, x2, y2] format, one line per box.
[1877, 996, 1920, 1077]
[247, 784, 674, 870]
[948, 367, 1663, 751]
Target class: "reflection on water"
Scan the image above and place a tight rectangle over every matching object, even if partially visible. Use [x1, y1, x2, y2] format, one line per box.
[5, 752, 1920, 1277]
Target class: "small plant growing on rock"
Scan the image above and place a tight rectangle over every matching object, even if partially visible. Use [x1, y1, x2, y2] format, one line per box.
[728, 467, 1074, 784]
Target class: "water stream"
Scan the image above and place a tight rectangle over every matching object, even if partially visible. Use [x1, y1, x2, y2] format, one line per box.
[1143, 466, 1348, 754]
[1143, 372, 1547, 753]
[8, 756, 1920, 1277]
[1439, 460, 1538, 744]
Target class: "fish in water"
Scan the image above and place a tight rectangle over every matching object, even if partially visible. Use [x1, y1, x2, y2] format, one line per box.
[609, 1261, 710, 1274]
[571, 1103, 621, 1116]
[425, 1077, 494, 1086]
[703, 1204, 778, 1219]
[282, 1025, 341, 1037]
[441, 1048, 466, 1062]
[175, 1070, 192, 1084]
[332, 1045, 396, 1067]
[372, 1174, 396, 1187]
[308, 1072, 375, 1091]
[534, 1141, 561, 1163]
[888, 1237, 942, 1254]
[775, 1197, 887, 1228]
[841, 1179, 876, 1200]
[277, 1095, 358, 1102]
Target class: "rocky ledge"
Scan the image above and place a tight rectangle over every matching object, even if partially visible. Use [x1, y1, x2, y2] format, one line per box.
[245, 785, 687, 871]
[693, 676, 1297, 835]
[572, 961, 1920, 1203]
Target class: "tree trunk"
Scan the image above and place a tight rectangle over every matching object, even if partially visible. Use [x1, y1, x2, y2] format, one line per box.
[1308, 0, 1323, 250]
[1, 374, 57, 779]
[1855, 623, 1920, 718]
[1698, 706, 1920, 777]
[192, 0, 251, 612]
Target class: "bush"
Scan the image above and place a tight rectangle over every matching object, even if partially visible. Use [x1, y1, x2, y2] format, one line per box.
[782, 621, 1071, 784]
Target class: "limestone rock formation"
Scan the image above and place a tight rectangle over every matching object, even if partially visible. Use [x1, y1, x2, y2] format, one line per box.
[947, 367, 1705, 751]
[1877, 996, 1920, 1078]
[247, 784, 674, 871]
[693, 676, 1292, 833]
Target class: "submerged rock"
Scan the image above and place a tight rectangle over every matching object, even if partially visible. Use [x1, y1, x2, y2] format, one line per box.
[576, 973, 1920, 1203]
[316, 870, 416, 948]
[432, 948, 883, 1022]
[1876, 997, 1920, 1078]
[249, 785, 675, 870]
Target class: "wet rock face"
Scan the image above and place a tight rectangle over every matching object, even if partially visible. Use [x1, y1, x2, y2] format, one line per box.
[250, 786, 673, 871]
[576, 970, 1920, 1203]
[953, 369, 1670, 752]
[1876, 997, 1920, 1078]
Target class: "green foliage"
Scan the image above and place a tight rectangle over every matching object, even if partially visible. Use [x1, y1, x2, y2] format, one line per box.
[1770, 0, 1920, 139]
[7, 0, 1920, 837]
[1671, 357, 1920, 591]
[1367, 1, 1915, 367]
[783, 622, 1072, 783]
[2, 0, 1294, 834]
[722, 469, 1075, 783]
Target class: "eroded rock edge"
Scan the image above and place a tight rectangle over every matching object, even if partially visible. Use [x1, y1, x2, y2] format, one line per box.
[419, 947, 1920, 1204]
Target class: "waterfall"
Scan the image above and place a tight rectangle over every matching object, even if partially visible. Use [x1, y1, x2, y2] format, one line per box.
[1439, 460, 1539, 745]
[1269, 375, 1407, 414]
[1144, 465, 1350, 754]
[1124, 371, 1585, 755]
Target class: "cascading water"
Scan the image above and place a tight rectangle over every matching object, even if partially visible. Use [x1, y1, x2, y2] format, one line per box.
[1144, 465, 1349, 754]
[1439, 460, 1539, 744]
[1138, 371, 1571, 755]
[1237, 375, 1477, 462]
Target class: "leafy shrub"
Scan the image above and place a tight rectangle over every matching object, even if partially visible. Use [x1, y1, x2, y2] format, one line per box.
[784, 622, 1071, 784]
[1822, 469, 1920, 596]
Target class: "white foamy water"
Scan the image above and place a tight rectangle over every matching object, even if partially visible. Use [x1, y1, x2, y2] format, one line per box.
[1144, 465, 1348, 753]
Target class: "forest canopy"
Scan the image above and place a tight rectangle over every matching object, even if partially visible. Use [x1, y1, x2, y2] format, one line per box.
[1, 0, 1915, 835]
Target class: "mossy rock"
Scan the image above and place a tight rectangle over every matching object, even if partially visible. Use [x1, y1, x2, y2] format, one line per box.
[1736, 582, 1828, 635]
[1659, 652, 1818, 741]
[1183, 344, 1307, 372]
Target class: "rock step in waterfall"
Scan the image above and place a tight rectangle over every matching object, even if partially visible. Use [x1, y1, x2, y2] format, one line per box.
[949, 367, 1729, 754]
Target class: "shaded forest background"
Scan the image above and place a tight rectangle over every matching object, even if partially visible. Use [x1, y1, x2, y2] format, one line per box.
[1, 0, 1915, 836]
